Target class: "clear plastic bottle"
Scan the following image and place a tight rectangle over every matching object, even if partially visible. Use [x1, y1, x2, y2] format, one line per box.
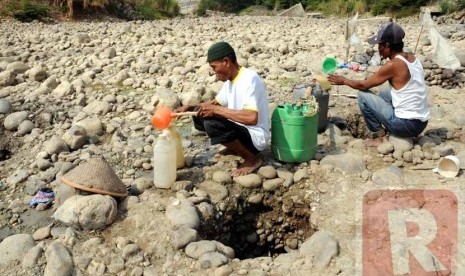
[168, 125, 185, 169]
[153, 129, 176, 189]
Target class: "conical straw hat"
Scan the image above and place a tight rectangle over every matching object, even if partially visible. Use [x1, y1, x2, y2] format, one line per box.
[61, 156, 127, 197]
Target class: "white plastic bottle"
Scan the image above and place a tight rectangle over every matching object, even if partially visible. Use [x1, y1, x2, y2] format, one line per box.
[153, 129, 176, 189]
[168, 125, 185, 169]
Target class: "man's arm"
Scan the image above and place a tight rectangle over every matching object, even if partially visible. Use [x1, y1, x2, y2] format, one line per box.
[198, 104, 258, 125]
[173, 99, 217, 113]
[328, 62, 394, 91]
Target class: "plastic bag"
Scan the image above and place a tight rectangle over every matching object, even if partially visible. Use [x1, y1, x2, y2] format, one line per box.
[346, 12, 361, 48]
[421, 9, 460, 70]
[428, 27, 460, 70]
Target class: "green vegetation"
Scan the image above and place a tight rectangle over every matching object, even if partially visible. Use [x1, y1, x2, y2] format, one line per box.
[134, 0, 179, 20]
[440, 0, 465, 14]
[1, 0, 179, 20]
[2, 0, 49, 22]
[197, 0, 436, 17]
[2, 0, 457, 20]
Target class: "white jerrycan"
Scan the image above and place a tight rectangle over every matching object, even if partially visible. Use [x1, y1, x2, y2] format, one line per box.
[153, 129, 176, 189]
[168, 125, 185, 169]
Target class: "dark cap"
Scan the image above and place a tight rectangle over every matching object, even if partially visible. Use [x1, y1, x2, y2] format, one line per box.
[368, 22, 405, 45]
[207, 41, 235, 62]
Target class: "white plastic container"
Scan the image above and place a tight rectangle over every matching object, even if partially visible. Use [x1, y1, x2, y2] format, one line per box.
[153, 129, 176, 189]
[168, 125, 185, 169]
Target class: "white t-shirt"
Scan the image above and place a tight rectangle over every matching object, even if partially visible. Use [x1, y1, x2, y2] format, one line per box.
[215, 67, 270, 151]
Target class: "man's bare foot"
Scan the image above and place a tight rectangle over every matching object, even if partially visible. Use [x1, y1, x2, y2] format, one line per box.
[231, 157, 263, 177]
[215, 147, 236, 158]
[363, 137, 386, 147]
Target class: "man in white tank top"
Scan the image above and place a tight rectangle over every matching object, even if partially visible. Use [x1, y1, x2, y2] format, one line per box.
[328, 22, 430, 147]
[174, 42, 270, 176]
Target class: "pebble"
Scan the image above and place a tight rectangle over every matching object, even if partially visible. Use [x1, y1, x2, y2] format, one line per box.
[33, 224, 52, 240]
[173, 227, 198, 249]
[4, 111, 29, 131]
[263, 178, 284, 191]
[234, 174, 262, 188]
[257, 166, 277, 179]
[122, 244, 140, 260]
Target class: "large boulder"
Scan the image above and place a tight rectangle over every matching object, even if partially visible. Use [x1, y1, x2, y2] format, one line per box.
[52, 195, 118, 230]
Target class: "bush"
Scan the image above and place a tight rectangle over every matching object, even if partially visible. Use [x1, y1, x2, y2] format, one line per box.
[12, 1, 49, 22]
[439, 0, 464, 14]
[197, 0, 214, 15]
[134, 0, 179, 19]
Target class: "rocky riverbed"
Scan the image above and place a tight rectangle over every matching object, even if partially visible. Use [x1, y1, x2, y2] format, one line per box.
[0, 12, 465, 276]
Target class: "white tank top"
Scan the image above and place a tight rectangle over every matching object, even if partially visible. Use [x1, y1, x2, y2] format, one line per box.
[390, 55, 430, 122]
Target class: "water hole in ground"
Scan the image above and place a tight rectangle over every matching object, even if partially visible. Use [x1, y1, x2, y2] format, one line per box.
[329, 112, 369, 139]
[199, 188, 315, 260]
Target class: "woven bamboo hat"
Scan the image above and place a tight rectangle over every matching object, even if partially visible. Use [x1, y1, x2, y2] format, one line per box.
[61, 156, 128, 197]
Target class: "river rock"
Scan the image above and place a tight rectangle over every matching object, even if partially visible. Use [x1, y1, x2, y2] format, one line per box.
[320, 152, 366, 173]
[0, 70, 15, 86]
[52, 195, 118, 230]
[372, 166, 403, 186]
[83, 100, 111, 116]
[53, 80, 74, 98]
[263, 178, 284, 191]
[74, 33, 91, 44]
[234, 174, 262, 188]
[0, 234, 35, 264]
[377, 142, 394, 155]
[0, 99, 12, 114]
[198, 252, 229, 268]
[42, 75, 59, 89]
[173, 226, 198, 249]
[212, 171, 232, 184]
[44, 136, 70, 155]
[17, 120, 35, 135]
[389, 135, 414, 154]
[75, 117, 103, 136]
[6, 61, 29, 74]
[33, 224, 52, 240]
[299, 230, 339, 268]
[29, 66, 47, 81]
[6, 169, 29, 186]
[198, 180, 228, 203]
[257, 165, 277, 179]
[4, 111, 29, 130]
[22, 246, 43, 269]
[166, 199, 200, 229]
[44, 241, 73, 276]
[62, 125, 88, 150]
[185, 240, 217, 259]
[293, 168, 309, 182]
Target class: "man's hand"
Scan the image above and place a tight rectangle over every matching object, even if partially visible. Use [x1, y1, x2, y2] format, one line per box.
[173, 105, 195, 113]
[198, 103, 219, 118]
[328, 74, 346, 85]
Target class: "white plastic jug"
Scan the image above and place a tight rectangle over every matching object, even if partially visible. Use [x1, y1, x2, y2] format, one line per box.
[153, 129, 176, 189]
[168, 125, 185, 169]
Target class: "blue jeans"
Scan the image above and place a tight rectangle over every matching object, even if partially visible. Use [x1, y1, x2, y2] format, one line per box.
[357, 89, 428, 138]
